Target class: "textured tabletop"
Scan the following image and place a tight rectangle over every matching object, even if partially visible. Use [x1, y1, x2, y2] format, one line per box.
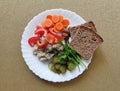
[0, 0, 120, 91]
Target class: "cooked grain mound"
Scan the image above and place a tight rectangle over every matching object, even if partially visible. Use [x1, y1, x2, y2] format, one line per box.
[69, 26, 103, 60]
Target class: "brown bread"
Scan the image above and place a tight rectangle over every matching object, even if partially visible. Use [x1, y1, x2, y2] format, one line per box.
[81, 21, 97, 32]
[69, 21, 96, 39]
[69, 26, 103, 60]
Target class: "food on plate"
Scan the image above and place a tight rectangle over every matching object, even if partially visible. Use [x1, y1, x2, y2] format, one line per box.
[48, 56, 67, 73]
[27, 14, 103, 74]
[69, 21, 96, 39]
[28, 14, 70, 48]
[55, 22, 64, 31]
[52, 15, 60, 23]
[33, 44, 63, 61]
[28, 36, 40, 47]
[62, 19, 70, 27]
[68, 23, 103, 60]
[81, 21, 97, 32]
[48, 55, 77, 73]
[28, 14, 74, 69]
[48, 40, 87, 73]
[41, 14, 70, 32]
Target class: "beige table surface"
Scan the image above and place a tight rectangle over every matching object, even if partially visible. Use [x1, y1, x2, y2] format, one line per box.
[0, 0, 120, 91]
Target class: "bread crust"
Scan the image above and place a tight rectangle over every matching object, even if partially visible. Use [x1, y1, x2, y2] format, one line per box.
[69, 21, 97, 39]
[69, 25, 103, 60]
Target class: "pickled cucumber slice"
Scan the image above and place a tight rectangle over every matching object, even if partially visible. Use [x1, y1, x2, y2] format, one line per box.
[59, 65, 66, 73]
[54, 64, 61, 70]
[67, 62, 76, 71]
[52, 56, 60, 64]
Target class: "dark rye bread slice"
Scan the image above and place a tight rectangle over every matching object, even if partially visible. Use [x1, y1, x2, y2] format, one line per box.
[69, 26, 103, 60]
[69, 21, 96, 39]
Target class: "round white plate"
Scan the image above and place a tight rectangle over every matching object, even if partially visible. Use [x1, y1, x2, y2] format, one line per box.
[21, 8, 91, 82]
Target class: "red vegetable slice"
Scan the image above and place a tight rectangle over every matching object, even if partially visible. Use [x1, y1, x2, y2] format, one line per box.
[34, 25, 42, 33]
[35, 29, 47, 37]
[36, 25, 42, 29]
[45, 33, 55, 44]
[36, 40, 48, 48]
[49, 28, 65, 39]
[53, 38, 58, 44]
[28, 36, 39, 47]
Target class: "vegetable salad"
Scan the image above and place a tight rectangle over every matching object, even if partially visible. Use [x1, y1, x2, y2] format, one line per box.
[28, 14, 86, 74]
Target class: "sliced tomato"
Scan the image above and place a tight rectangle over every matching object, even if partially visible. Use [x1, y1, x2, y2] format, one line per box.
[34, 29, 48, 37]
[49, 28, 65, 39]
[36, 40, 48, 48]
[28, 36, 39, 47]
[45, 33, 55, 44]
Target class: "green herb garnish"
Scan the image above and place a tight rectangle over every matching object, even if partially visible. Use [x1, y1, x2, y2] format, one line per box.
[58, 40, 87, 69]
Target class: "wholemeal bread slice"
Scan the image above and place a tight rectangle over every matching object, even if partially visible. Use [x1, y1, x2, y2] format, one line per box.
[68, 25, 81, 39]
[69, 21, 96, 39]
[81, 21, 96, 32]
[69, 26, 103, 60]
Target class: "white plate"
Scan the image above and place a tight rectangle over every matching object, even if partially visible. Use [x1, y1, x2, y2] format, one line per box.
[21, 8, 92, 82]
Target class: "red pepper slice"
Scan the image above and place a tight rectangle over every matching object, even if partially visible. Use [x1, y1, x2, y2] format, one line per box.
[36, 40, 48, 48]
[53, 38, 59, 44]
[49, 28, 65, 39]
[28, 36, 39, 47]
[45, 33, 55, 44]
[35, 29, 48, 37]
[34, 25, 42, 34]
[36, 25, 42, 29]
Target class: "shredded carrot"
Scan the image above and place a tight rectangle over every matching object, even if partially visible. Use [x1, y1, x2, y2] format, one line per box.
[62, 19, 70, 27]
[44, 19, 53, 28]
[59, 15, 63, 22]
[46, 15, 52, 20]
[55, 22, 64, 31]
[52, 15, 60, 23]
